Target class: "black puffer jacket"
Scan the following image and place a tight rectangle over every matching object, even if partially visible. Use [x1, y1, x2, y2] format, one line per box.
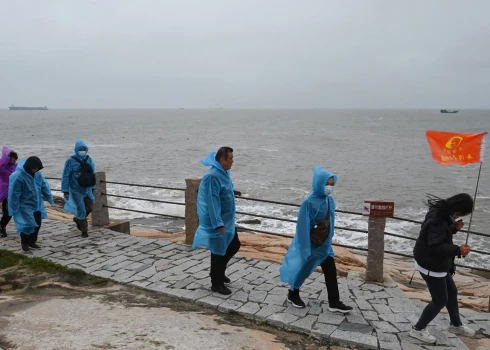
[413, 208, 461, 273]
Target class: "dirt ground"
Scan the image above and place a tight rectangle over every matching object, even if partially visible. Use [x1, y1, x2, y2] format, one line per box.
[0, 255, 358, 350]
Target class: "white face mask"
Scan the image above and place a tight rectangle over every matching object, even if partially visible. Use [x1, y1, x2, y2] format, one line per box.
[325, 185, 334, 196]
[79, 151, 87, 157]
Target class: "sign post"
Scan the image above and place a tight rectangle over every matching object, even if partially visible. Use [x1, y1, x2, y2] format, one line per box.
[363, 201, 395, 282]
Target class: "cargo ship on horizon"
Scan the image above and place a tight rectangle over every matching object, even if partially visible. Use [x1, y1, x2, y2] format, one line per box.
[9, 105, 48, 110]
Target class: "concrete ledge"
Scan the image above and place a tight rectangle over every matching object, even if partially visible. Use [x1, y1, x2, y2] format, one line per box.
[104, 220, 131, 234]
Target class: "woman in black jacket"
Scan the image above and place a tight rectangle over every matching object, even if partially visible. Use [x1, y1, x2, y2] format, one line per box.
[410, 193, 476, 344]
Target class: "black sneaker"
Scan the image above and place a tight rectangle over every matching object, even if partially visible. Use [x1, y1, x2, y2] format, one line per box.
[21, 244, 30, 253]
[81, 231, 89, 238]
[29, 243, 42, 250]
[0, 227, 7, 237]
[73, 217, 81, 231]
[287, 289, 306, 308]
[211, 284, 232, 295]
[328, 301, 353, 314]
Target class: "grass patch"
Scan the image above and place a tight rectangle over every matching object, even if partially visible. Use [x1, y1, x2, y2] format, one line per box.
[0, 250, 85, 277]
[0, 250, 27, 269]
[0, 250, 108, 286]
[23, 257, 86, 278]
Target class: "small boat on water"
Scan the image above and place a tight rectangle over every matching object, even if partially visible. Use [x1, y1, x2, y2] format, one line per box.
[440, 109, 458, 113]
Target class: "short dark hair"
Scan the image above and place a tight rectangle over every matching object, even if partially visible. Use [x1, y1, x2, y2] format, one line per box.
[427, 193, 474, 217]
[9, 151, 18, 160]
[215, 147, 233, 162]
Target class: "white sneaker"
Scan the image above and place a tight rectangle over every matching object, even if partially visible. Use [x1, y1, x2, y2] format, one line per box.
[409, 326, 437, 344]
[448, 324, 476, 337]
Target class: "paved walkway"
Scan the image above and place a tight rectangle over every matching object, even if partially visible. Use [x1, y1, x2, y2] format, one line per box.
[1, 220, 489, 350]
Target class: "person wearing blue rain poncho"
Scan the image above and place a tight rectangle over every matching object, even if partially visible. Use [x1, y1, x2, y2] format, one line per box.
[192, 147, 241, 295]
[280, 165, 353, 313]
[8, 156, 54, 253]
[62, 139, 96, 238]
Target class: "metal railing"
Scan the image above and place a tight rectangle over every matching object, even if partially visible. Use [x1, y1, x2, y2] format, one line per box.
[103, 180, 185, 192]
[236, 196, 490, 239]
[102, 193, 185, 207]
[45, 177, 185, 220]
[104, 205, 185, 220]
[45, 176, 490, 273]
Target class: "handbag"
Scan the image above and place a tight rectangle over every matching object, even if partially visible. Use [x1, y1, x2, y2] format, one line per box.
[310, 204, 331, 246]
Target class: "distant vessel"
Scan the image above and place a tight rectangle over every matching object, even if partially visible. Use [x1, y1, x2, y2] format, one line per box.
[9, 105, 48, 111]
[440, 109, 458, 114]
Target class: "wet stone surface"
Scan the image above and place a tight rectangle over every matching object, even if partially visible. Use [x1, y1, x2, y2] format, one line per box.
[0, 219, 484, 350]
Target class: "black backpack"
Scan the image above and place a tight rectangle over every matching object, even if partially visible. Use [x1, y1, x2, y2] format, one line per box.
[71, 156, 96, 188]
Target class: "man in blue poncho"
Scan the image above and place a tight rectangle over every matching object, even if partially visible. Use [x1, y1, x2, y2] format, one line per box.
[8, 156, 54, 253]
[62, 139, 96, 238]
[192, 147, 241, 295]
[280, 165, 352, 313]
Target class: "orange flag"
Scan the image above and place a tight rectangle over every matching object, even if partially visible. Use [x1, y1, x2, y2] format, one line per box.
[426, 130, 488, 166]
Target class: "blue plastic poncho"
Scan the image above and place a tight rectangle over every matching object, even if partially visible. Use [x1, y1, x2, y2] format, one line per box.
[61, 139, 96, 220]
[8, 159, 54, 235]
[280, 165, 338, 290]
[192, 152, 236, 256]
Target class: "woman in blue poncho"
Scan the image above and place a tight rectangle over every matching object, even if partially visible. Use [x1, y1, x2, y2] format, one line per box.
[62, 139, 96, 238]
[280, 165, 352, 313]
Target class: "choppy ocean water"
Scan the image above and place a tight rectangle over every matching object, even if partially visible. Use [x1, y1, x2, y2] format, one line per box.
[1, 108, 488, 267]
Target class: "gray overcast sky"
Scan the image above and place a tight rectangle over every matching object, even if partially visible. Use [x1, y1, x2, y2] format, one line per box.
[1, 0, 489, 109]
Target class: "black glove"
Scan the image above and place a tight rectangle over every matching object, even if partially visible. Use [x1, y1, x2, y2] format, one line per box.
[449, 265, 456, 277]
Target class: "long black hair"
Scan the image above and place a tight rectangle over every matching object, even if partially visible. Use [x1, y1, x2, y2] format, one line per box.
[427, 193, 474, 218]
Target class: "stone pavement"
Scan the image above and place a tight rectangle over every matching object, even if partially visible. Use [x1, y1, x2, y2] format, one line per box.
[1, 220, 489, 350]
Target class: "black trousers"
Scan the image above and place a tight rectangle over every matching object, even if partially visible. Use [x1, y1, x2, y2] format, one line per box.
[320, 256, 340, 304]
[415, 272, 462, 330]
[0, 199, 12, 228]
[210, 232, 241, 286]
[20, 211, 42, 246]
[79, 197, 93, 232]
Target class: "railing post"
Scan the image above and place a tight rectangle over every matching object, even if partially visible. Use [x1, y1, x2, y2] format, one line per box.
[92, 172, 110, 226]
[185, 178, 201, 245]
[366, 216, 387, 282]
[363, 201, 394, 283]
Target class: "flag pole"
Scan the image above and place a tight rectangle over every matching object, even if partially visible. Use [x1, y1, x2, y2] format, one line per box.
[465, 162, 483, 245]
